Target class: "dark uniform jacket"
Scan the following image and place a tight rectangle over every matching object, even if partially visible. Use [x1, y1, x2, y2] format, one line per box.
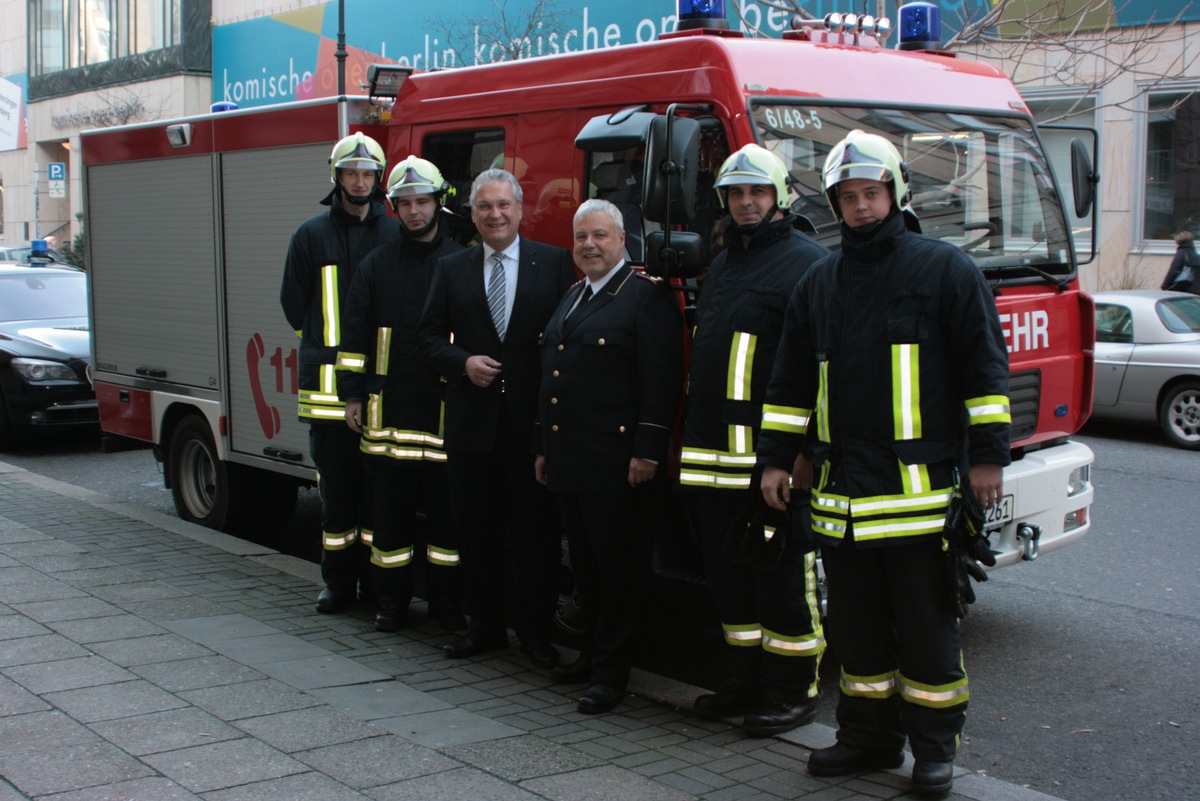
[335, 225, 463, 462]
[757, 211, 1012, 548]
[280, 194, 402, 425]
[417, 237, 576, 455]
[537, 264, 684, 494]
[680, 214, 829, 492]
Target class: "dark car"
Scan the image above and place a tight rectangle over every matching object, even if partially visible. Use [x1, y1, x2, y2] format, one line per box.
[0, 262, 97, 449]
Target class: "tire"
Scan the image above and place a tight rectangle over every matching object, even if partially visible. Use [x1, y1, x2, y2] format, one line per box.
[167, 414, 299, 533]
[1158, 381, 1200, 450]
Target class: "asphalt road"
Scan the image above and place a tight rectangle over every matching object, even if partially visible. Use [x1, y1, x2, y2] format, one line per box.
[2, 419, 1198, 801]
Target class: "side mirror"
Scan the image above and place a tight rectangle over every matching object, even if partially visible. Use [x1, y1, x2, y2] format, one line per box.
[1070, 137, 1097, 218]
[645, 230, 707, 279]
[643, 115, 700, 224]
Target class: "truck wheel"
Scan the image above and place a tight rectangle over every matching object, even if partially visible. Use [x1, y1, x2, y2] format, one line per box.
[168, 415, 234, 528]
[1158, 381, 1200, 450]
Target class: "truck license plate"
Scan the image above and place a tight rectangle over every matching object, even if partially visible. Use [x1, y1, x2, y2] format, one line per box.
[985, 494, 1014, 530]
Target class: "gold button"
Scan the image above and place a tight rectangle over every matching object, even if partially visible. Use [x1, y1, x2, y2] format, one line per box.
[557, 344, 565, 351]
[553, 370, 560, 377]
[598, 338, 606, 345]
[551, 397, 558, 405]
[619, 425, 627, 433]
[551, 424, 559, 432]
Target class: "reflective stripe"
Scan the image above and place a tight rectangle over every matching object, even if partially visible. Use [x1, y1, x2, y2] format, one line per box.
[727, 331, 756, 402]
[851, 489, 952, 515]
[359, 527, 373, 547]
[898, 672, 969, 709]
[375, 327, 391, 376]
[816, 360, 830, 442]
[335, 352, 366, 372]
[321, 264, 340, 346]
[892, 343, 922, 440]
[722, 623, 762, 647]
[359, 420, 446, 462]
[762, 626, 825, 657]
[841, 669, 898, 699]
[853, 514, 946, 541]
[966, 394, 1011, 425]
[427, 545, 460, 566]
[323, 528, 360, 550]
[762, 404, 810, 433]
[899, 460, 931, 495]
[679, 447, 757, 489]
[371, 545, 414, 568]
[678, 470, 752, 489]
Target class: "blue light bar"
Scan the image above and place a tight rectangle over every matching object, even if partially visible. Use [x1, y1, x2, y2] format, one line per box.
[897, 2, 941, 51]
[678, 0, 729, 30]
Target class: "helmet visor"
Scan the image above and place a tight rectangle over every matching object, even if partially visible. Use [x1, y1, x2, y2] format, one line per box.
[825, 162, 894, 188]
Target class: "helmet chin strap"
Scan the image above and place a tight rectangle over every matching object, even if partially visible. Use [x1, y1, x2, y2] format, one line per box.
[342, 189, 372, 206]
[401, 214, 439, 239]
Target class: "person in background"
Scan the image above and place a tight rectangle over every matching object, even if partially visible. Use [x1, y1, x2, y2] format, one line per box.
[1161, 229, 1200, 294]
[281, 133, 400, 615]
[535, 199, 683, 714]
[336, 156, 466, 633]
[417, 169, 576, 667]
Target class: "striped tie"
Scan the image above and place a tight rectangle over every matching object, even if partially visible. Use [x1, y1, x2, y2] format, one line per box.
[487, 251, 507, 340]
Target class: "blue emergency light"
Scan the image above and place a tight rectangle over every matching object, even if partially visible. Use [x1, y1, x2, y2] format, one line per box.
[897, 2, 941, 51]
[677, 0, 729, 30]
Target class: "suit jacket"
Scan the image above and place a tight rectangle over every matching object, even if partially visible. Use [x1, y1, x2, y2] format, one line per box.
[418, 237, 576, 455]
[537, 264, 684, 494]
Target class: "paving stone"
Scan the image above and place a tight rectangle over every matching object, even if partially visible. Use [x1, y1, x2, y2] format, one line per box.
[120, 597, 233, 621]
[0, 577, 87, 605]
[11, 596, 124, 623]
[45, 613, 168, 644]
[45, 678, 189, 723]
[86, 580, 191, 605]
[377, 707, 525, 748]
[0, 777, 30, 801]
[0, 709, 101, 753]
[52, 566, 150, 588]
[0, 632, 91, 667]
[142, 737, 308, 793]
[233, 705, 390, 753]
[443, 733, 604, 781]
[252, 653, 392, 690]
[311, 681, 453, 719]
[0, 740, 153, 797]
[180, 678, 324, 721]
[14, 552, 116, 573]
[2, 655, 135, 694]
[86, 633, 216, 667]
[295, 735, 460, 789]
[130, 655, 266, 692]
[521, 764, 699, 801]
[90, 706, 244, 755]
[0, 675, 50, 715]
[202, 771, 372, 801]
[370, 766, 548, 801]
[37, 776, 203, 800]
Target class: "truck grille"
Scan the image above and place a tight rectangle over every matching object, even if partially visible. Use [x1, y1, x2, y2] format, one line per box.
[1009, 369, 1039, 442]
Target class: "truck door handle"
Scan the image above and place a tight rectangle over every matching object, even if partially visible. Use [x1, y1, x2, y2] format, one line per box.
[263, 447, 304, 462]
[135, 367, 168, 378]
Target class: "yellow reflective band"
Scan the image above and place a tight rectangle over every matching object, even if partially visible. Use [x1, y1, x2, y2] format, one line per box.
[813, 493, 851, 514]
[680, 448, 757, 467]
[803, 550, 822, 634]
[302, 406, 349, 420]
[376, 327, 391, 376]
[763, 526, 776, 542]
[368, 393, 382, 430]
[853, 514, 947, 541]
[335, 352, 366, 372]
[360, 441, 448, 461]
[323, 528, 359, 550]
[320, 363, 336, 394]
[812, 516, 848, 539]
[762, 627, 825, 656]
[730, 424, 750, 455]
[892, 343, 922, 440]
[762, 404, 810, 433]
[321, 265, 340, 346]
[722, 623, 762, 646]
[899, 460, 931, 495]
[727, 331, 757, 402]
[678, 471, 753, 489]
[427, 546, 460, 566]
[816, 360, 830, 442]
[371, 545, 413, 568]
[851, 489, 952, 516]
[359, 527, 373, 546]
[966, 394, 1012, 424]
[841, 669, 898, 699]
[898, 673, 969, 709]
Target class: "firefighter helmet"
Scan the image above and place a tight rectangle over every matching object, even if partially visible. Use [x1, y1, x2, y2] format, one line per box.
[328, 132, 386, 183]
[822, 129, 913, 223]
[714, 144, 789, 209]
[387, 156, 450, 200]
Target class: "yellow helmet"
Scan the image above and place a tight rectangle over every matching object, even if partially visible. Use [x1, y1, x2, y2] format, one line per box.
[328, 132, 386, 183]
[387, 156, 450, 200]
[714, 144, 789, 209]
[822, 129, 913, 222]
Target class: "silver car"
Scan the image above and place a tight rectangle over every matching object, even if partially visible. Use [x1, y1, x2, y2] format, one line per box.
[1092, 290, 1200, 449]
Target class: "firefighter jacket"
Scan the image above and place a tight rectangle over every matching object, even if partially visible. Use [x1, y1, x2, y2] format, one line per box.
[280, 193, 402, 425]
[335, 225, 463, 462]
[680, 213, 829, 492]
[756, 211, 1012, 547]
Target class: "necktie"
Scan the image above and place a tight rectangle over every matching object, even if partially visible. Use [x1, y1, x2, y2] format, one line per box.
[487, 251, 507, 339]
[568, 285, 593, 318]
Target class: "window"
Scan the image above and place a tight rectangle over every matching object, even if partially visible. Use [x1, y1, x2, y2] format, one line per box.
[29, 0, 181, 76]
[1094, 304, 1133, 343]
[422, 128, 506, 245]
[1142, 91, 1200, 242]
[1025, 95, 1096, 255]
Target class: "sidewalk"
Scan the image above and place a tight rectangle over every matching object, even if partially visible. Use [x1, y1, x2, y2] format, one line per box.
[0, 462, 1061, 801]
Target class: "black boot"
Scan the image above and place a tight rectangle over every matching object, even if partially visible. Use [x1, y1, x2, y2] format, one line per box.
[911, 760, 954, 797]
[693, 678, 759, 720]
[808, 742, 905, 777]
[742, 688, 818, 736]
[375, 597, 407, 632]
[428, 597, 468, 632]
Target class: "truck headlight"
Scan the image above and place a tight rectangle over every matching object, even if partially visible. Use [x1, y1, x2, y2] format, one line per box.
[10, 357, 79, 383]
[1067, 464, 1089, 497]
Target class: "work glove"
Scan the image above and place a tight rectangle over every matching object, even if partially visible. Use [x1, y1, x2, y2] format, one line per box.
[942, 477, 996, 618]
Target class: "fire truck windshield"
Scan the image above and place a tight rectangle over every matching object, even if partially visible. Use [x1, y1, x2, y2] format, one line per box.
[751, 102, 1076, 280]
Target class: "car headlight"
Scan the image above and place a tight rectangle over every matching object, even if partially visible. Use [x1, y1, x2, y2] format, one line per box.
[10, 357, 80, 383]
[1067, 464, 1090, 497]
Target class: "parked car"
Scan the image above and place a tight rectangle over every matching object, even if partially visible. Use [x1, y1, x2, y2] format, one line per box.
[0, 262, 97, 449]
[0, 244, 63, 263]
[1092, 289, 1200, 449]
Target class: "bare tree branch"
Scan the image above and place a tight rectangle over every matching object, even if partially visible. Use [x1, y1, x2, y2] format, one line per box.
[426, 0, 571, 67]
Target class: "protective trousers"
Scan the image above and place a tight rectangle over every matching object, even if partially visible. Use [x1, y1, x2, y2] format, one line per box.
[310, 424, 372, 595]
[821, 538, 968, 762]
[364, 458, 461, 609]
[688, 492, 823, 697]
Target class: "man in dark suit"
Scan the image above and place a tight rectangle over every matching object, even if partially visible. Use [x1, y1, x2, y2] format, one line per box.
[535, 199, 684, 713]
[418, 168, 577, 667]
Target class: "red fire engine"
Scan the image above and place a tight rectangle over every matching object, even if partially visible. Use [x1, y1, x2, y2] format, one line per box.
[82, 7, 1095, 580]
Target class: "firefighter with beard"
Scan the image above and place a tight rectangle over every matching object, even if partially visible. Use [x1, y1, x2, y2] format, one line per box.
[680, 144, 829, 735]
[335, 156, 467, 633]
[281, 133, 401, 615]
[758, 130, 1010, 798]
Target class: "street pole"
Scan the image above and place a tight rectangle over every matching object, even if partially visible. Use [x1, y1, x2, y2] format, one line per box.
[336, 0, 348, 139]
[33, 161, 40, 239]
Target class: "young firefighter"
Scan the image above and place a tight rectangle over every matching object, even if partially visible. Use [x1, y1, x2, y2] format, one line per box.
[758, 130, 1010, 798]
[336, 156, 466, 633]
[679, 144, 829, 735]
[281, 133, 401, 615]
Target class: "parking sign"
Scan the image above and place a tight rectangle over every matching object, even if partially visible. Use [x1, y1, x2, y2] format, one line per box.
[49, 162, 66, 198]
